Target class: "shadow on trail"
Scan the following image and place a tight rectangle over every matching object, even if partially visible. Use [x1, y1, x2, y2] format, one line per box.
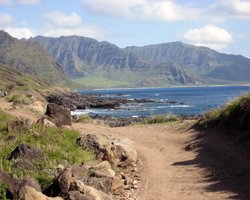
[173, 124, 250, 200]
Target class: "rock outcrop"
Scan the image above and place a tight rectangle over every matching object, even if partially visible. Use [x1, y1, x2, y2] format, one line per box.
[77, 134, 137, 167]
[46, 93, 155, 111]
[8, 144, 44, 170]
[44, 103, 72, 127]
[25, 186, 63, 200]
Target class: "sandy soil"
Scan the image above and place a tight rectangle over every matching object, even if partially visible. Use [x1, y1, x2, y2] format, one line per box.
[0, 97, 42, 121]
[73, 122, 249, 200]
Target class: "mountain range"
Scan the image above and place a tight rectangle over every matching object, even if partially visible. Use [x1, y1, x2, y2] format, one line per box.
[1, 30, 250, 88]
[0, 30, 65, 84]
[30, 35, 250, 88]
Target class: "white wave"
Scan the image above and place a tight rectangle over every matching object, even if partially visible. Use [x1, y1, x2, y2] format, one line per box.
[118, 94, 131, 97]
[169, 105, 190, 108]
[155, 93, 160, 96]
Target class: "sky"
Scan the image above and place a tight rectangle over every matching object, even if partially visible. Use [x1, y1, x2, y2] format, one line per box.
[0, 0, 250, 57]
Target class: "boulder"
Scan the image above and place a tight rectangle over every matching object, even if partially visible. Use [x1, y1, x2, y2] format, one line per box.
[0, 171, 42, 199]
[9, 144, 44, 170]
[111, 176, 124, 195]
[0, 170, 16, 199]
[7, 118, 33, 132]
[77, 134, 137, 167]
[68, 180, 113, 200]
[25, 186, 63, 200]
[37, 118, 56, 127]
[70, 165, 89, 179]
[18, 177, 42, 199]
[91, 161, 115, 179]
[9, 144, 44, 161]
[81, 177, 113, 194]
[44, 167, 73, 197]
[111, 137, 138, 167]
[45, 103, 72, 127]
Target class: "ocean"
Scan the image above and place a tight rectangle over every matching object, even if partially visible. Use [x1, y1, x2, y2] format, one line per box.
[71, 86, 250, 117]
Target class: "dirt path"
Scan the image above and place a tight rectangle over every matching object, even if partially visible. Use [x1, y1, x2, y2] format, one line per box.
[0, 97, 41, 121]
[73, 123, 238, 200]
[0, 97, 247, 199]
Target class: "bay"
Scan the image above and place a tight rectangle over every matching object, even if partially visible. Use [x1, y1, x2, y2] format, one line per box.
[72, 86, 250, 117]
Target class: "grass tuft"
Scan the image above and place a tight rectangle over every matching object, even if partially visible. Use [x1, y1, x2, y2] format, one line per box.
[144, 113, 179, 124]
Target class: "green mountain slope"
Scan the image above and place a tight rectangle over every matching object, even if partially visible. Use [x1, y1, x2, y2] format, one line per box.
[0, 30, 65, 84]
[30, 35, 250, 88]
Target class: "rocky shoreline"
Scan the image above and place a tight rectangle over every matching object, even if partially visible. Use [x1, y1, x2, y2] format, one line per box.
[47, 93, 200, 127]
[46, 93, 156, 111]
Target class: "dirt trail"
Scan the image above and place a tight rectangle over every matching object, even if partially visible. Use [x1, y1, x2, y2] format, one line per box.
[73, 123, 238, 200]
[0, 98, 41, 121]
[0, 97, 247, 200]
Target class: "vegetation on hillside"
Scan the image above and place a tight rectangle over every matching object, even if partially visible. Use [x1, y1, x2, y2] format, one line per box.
[0, 63, 69, 108]
[200, 93, 250, 130]
[0, 109, 95, 191]
[0, 30, 65, 84]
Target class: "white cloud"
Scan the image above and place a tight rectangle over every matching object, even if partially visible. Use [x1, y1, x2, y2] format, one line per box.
[44, 12, 82, 28]
[0, 13, 13, 26]
[0, 0, 41, 5]
[212, 0, 250, 20]
[183, 25, 233, 50]
[42, 11, 105, 39]
[5, 27, 35, 39]
[16, 0, 40, 5]
[82, 0, 200, 21]
[0, 0, 12, 5]
[43, 26, 103, 39]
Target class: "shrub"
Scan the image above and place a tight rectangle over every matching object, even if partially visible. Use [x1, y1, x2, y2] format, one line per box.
[144, 113, 179, 124]
[75, 115, 92, 123]
[8, 94, 34, 106]
[201, 93, 250, 129]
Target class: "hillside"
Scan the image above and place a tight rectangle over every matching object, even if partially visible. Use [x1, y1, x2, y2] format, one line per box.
[0, 30, 65, 84]
[0, 63, 68, 113]
[29, 36, 198, 88]
[30, 35, 250, 88]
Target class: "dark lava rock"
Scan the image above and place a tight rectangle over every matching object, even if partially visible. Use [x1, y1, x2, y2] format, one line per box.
[46, 93, 156, 111]
[9, 144, 44, 161]
[44, 167, 73, 197]
[45, 103, 72, 127]
[91, 115, 148, 127]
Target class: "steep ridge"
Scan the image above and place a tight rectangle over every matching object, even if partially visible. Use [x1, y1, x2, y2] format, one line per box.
[0, 30, 65, 84]
[30, 35, 250, 87]
[29, 36, 197, 87]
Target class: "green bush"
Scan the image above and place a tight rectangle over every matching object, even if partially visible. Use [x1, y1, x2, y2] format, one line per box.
[144, 113, 179, 124]
[8, 94, 34, 106]
[201, 93, 250, 128]
[75, 115, 92, 123]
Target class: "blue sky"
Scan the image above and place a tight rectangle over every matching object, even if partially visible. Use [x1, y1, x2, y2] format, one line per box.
[0, 0, 250, 57]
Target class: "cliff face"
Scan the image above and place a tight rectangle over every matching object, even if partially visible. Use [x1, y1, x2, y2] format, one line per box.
[30, 35, 250, 87]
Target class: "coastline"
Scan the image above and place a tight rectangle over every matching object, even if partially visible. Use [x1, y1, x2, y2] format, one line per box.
[76, 83, 250, 92]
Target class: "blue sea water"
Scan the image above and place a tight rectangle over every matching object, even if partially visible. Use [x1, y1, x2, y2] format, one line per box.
[72, 86, 250, 117]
